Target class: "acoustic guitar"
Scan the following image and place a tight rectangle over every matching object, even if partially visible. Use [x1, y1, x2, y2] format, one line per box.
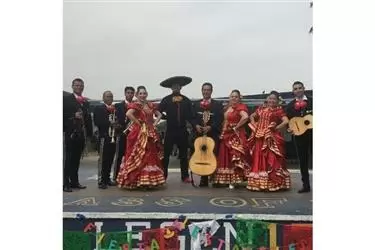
[189, 110, 217, 176]
[288, 114, 313, 136]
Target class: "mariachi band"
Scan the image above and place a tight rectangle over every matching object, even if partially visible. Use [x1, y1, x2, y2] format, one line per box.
[63, 76, 312, 194]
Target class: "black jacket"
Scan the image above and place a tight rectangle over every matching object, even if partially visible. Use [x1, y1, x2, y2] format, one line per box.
[114, 101, 132, 131]
[191, 99, 223, 139]
[159, 93, 195, 131]
[63, 93, 93, 137]
[93, 104, 115, 138]
[285, 96, 313, 119]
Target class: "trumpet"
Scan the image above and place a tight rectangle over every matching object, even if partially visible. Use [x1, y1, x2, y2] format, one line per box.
[108, 110, 117, 143]
[123, 121, 133, 134]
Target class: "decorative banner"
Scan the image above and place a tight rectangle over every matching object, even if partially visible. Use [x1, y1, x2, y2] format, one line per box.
[100, 231, 133, 250]
[236, 219, 269, 249]
[164, 226, 180, 250]
[64, 214, 313, 250]
[282, 224, 312, 250]
[141, 228, 165, 250]
[63, 231, 91, 250]
[188, 220, 220, 250]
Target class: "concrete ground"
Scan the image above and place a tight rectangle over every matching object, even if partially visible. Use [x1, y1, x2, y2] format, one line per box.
[63, 156, 312, 218]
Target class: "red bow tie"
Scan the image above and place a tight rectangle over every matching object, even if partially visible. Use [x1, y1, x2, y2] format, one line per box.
[76, 95, 85, 105]
[294, 100, 307, 111]
[106, 105, 115, 113]
[200, 100, 210, 110]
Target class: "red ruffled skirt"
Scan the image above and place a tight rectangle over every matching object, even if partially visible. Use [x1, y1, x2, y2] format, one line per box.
[117, 123, 165, 189]
[247, 128, 290, 191]
[213, 130, 250, 185]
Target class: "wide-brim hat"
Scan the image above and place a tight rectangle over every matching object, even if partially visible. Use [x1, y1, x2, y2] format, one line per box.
[160, 76, 192, 88]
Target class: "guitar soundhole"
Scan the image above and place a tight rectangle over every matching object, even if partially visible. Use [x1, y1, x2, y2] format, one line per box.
[304, 120, 310, 125]
[201, 145, 207, 152]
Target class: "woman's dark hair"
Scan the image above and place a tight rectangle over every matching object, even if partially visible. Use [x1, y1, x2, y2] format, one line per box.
[136, 86, 147, 93]
[231, 89, 241, 96]
[269, 90, 280, 99]
[224, 89, 241, 111]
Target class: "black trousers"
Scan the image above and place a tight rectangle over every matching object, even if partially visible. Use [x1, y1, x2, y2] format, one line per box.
[294, 130, 313, 188]
[112, 134, 126, 182]
[163, 129, 189, 180]
[97, 136, 116, 185]
[64, 133, 85, 187]
[191, 133, 220, 184]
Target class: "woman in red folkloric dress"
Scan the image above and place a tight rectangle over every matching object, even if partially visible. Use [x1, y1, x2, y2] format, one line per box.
[247, 91, 291, 191]
[116, 86, 166, 189]
[213, 90, 250, 189]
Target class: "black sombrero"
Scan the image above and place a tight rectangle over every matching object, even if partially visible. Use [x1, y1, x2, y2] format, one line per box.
[160, 76, 192, 88]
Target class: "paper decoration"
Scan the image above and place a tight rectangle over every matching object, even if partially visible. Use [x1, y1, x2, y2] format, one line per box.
[83, 222, 96, 232]
[164, 226, 180, 250]
[63, 231, 90, 250]
[108, 240, 118, 250]
[75, 213, 86, 222]
[101, 231, 132, 250]
[282, 225, 312, 250]
[217, 238, 225, 250]
[97, 233, 105, 244]
[142, 228, 166, 250]
[137, 242, 145, 250]
[232, 244, 240, 250]
[236, 219, 269, 248]
[65, 213, 312, 250]
[188, 220, 220, 250]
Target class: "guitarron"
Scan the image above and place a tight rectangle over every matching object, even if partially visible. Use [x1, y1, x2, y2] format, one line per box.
[189, 109, 217, 176]
[289, 114, 313, 136]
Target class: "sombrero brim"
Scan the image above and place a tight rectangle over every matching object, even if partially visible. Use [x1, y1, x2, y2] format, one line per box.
[160, 76, 192, 88]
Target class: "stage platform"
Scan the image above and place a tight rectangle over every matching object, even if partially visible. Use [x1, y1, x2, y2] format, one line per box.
[63, 157, 312, 221]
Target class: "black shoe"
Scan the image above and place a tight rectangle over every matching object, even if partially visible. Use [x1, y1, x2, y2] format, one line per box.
[199, 182, 209, 187]
[298, 187, 311, 193]
[71, 184, 87, 189]
[98, 183, 108, 189]
[107, 181, 116, 186]
[199, 176, 209, 187]
[63, 186, 72, 192]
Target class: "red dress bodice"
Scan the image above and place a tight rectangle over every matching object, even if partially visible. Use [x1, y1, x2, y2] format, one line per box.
[129, 102, 155, 123]
[223, 103, 248, 127]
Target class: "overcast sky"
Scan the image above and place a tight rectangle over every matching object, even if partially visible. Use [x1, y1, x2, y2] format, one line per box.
[63, 1, 312, 100]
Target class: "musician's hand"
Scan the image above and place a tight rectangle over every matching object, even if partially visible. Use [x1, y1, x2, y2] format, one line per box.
[75, 112, 83, 119]
[287, 128, 294, 134]
[250, 118, 256, 124]
[203, 126, 211, 133]
[268, 122, 276, 131]
[196, 125, 203, 134]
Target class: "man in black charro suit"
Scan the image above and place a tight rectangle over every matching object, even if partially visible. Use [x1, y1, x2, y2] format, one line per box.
[190, 82, 223, 187]
[112, 86, 135, 184]
[285, 81, 313, 193]
[158, 76, 195, 183]
[63, 78, 93, 192]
